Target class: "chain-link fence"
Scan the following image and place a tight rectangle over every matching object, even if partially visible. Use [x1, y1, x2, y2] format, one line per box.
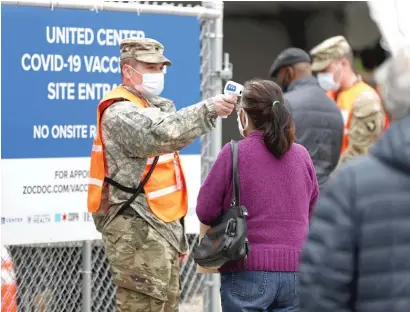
[1, 1, 224, 311]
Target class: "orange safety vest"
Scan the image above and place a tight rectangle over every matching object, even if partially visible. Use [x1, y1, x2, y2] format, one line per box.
[326, 80, 389, 153]
[87, 85, 188, 223]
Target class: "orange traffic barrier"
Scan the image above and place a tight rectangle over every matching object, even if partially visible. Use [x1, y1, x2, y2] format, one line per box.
[1, 253, 17, 312]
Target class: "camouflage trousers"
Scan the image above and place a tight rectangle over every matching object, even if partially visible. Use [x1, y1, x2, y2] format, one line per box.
[102, 214, 180, 312]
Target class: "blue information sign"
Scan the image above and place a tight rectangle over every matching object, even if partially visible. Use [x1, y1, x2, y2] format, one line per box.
[1, 5, 201, 159]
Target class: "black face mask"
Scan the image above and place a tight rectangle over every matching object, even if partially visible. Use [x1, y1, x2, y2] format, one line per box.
[274, 78, 287, 92]
[277, 69, 293, 93]
[280, 81, 289, 92]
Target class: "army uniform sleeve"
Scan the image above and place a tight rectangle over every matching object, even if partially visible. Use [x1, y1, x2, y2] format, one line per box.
[102, 99, 217, 158]
[339, 90, 385, 164]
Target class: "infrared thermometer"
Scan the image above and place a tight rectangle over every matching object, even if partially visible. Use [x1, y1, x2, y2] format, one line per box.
[224, 81, 244, 97]
[222, 81, 243, 118]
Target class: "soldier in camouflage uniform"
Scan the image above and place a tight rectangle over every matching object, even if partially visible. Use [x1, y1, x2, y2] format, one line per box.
[310, 36, 386, 165]
[93, 38, 237, 311]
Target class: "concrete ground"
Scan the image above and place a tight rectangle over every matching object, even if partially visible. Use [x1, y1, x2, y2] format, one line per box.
[179, 296, 222, 312]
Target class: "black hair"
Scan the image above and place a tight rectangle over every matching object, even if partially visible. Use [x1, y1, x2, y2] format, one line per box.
[242, 79, 296, 158]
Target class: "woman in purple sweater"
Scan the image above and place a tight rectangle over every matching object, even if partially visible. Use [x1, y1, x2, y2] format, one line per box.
[196, 79, 319, 312]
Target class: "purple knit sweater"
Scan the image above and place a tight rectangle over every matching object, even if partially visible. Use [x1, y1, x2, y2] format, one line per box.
[196, 131, 319, 272]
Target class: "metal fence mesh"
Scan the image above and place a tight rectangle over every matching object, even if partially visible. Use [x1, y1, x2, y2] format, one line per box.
[1, 10, 217, 312]
[2, 243, 85, 312]
[91, 241, 116, 311]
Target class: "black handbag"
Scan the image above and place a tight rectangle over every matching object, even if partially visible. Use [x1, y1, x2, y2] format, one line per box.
[193, 140, 251, 269]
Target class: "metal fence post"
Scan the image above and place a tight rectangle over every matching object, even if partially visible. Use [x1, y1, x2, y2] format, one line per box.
[210, 0, 224, 155]
[202, 1, 224, 311]
[82, 241, 92, 312]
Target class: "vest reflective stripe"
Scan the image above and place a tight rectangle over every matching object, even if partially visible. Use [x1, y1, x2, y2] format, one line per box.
[146, 186, 188, 222]
[89, 178, 104, 187]
[340, 109, 350, 126]
[87, 85, 188, 222]
[148, 185, 178, 199]
[92, 144, 102, 152]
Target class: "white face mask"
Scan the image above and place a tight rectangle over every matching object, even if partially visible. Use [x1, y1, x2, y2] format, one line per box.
[128, 66, 164, 96]
[317, 72, 340, 91]
[237, 108, 249, 137]
[140, 72, 164, 96]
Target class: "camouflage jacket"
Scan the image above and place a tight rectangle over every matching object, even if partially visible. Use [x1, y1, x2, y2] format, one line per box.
[338, 88, 386, 165]
[93, 87, 217, 253]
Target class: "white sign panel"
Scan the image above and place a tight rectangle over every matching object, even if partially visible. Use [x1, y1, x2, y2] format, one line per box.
[1, 156, 201, 245]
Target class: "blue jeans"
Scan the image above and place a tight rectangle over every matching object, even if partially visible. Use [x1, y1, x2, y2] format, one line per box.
[220, 271, 299, 312]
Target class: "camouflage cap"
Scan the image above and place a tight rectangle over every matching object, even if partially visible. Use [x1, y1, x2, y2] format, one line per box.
[309, 35, 352, 72]
[120, 38, 171, 66]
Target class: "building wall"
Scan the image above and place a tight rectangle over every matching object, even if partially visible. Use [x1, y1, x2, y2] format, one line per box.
[222, 17, 291, 143]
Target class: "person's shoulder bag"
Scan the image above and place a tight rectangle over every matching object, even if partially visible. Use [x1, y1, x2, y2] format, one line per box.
[193, 140, 250, 269]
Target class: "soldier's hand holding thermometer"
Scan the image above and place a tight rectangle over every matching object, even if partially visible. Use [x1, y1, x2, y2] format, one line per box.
[213, 81, 244, 118]
[211, 81, 243, 118]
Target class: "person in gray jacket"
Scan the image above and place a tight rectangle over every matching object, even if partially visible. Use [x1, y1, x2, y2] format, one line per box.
[270, 48, 344, 187]
[299, 47, 410, 312]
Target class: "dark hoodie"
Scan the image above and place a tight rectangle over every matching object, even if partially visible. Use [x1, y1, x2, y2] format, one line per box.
[299, 115, 410, 312]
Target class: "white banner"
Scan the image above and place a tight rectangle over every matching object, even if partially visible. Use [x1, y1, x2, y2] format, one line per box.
[1, 155, 201, 245]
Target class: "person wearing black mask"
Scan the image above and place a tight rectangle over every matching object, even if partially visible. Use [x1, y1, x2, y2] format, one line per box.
[270, 47, 344, 187]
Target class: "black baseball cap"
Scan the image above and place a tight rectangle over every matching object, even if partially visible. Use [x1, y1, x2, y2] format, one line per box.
[269, 48, 312, 78]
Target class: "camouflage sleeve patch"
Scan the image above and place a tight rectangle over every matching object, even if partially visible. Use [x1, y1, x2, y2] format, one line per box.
[340, 90, 386, 163]
[102, 98, 217, 158]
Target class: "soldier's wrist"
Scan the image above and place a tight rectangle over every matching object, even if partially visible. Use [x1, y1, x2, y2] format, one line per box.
[204, 97, 218, 119]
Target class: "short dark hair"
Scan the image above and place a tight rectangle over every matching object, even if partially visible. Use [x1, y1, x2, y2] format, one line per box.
[242, 79, 296, 158]
[120, 58, 138, 77]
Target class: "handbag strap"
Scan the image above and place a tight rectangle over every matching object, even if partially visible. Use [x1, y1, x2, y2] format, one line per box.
[230, 140, 240, 206]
